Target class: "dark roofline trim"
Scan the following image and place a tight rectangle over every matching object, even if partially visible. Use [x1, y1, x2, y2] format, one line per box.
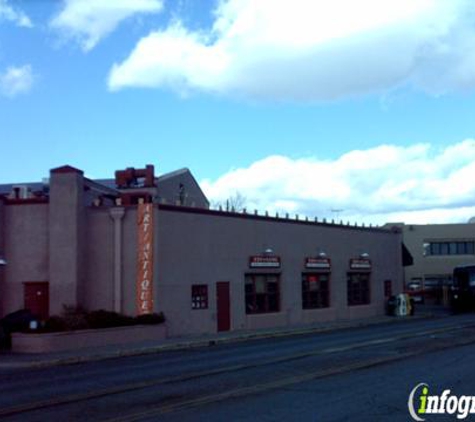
[84, 177, 119, 196]
[51, 165, 84, 175]
[156, 168, 189, 181]
[2, 197, 49, 205]
[157, 204, 394, 234]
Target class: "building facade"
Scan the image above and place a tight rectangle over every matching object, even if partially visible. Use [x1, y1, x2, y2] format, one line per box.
[385, 222, 475, 303]
[0, 165, 405, 337]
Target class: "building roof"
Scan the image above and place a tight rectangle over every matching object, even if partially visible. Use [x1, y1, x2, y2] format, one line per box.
[0, 166, 209, 206]
[156, 168, 190, 181]
[0, 182, 46, 195]
[94, 168, 195, 187]
[157, 203, 393, 234]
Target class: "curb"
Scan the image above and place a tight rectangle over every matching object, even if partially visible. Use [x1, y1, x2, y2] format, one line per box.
[0, 313, 440, 370]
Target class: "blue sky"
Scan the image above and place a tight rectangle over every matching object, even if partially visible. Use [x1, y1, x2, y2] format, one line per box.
[2, 0, 475, 224]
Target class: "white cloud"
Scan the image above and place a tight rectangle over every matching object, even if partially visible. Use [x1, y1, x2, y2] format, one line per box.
[200, 140, 475, 225]
[0, 65, 34, 97]
[108, 0, 475, 100]
[0, 0, 32, 27]
[50, 0, 164, 52]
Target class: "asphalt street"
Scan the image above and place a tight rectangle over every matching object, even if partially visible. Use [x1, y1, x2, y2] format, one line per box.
[1, 314, 475, 421]
[154, 338, 475, 422]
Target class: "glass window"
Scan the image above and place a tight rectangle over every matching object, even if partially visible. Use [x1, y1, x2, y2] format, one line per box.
[255, 277, 266, 293]
[440, 243, 449, 255]
[302, 274, 330, 309]
[191, 285, 208, 310]
[457, 242, 467, 254]
[347, 273, 370, 306]
[431, 243, 440, 255]
[449, 242, 457, 255]
[245, 274, 280, 314]
[427, 241, 475, 256]
[467, 242, 475, 255]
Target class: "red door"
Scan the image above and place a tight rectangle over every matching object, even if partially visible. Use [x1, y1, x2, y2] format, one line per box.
[216, 282, 230, 332]
[24, 282, 49, 320]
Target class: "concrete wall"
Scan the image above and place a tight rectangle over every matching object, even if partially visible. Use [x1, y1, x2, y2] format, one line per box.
[155, 207, 403, 337]
[48, 168, 86, 314]
[12, 324, 167, 353]
[2, 203, 49, 316]
[78, 204, 402, 337]
[84, 208, 115, 311]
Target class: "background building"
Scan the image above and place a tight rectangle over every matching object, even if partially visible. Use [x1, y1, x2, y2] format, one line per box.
[385, 222, 475, 304]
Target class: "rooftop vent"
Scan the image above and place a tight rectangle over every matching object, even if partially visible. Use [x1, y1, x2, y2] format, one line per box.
[10, 185, 31, 200]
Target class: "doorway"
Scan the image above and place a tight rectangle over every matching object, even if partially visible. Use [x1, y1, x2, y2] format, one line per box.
[24, 282, 49, 320]
[216, 281, 230, 332]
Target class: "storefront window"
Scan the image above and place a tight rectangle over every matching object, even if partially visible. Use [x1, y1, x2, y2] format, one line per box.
[302, 273, 329, 309]
[347, 273, 370, 306]
[245, 274, 280, 314]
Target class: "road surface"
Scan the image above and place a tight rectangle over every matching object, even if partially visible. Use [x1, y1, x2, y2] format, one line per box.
[1, 314, 475, 421]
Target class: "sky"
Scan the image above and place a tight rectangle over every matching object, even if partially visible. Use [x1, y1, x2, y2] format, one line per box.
[1, 0, 475, 225]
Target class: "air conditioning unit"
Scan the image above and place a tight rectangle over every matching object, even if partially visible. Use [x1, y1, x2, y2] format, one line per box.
[11, 185, 31, 199]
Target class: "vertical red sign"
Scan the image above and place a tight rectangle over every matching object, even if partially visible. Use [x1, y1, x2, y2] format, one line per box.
[137, 203, 154, 315]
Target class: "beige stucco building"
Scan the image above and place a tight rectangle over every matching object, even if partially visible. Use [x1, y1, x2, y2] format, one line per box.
[385, 222, 475, 302]
[0, 164, 405, 337]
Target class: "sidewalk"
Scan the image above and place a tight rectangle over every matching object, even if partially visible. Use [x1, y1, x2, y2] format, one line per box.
[0, 306, 447, 370]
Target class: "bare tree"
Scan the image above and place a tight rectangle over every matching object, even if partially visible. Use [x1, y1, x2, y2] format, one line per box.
[214, 191, 247, 212]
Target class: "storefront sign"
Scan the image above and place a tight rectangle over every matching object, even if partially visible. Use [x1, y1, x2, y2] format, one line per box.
[137, 203, 154, 315]
[305, 257, 331, 270]
[349, 258, 372, 270]
[249, 256, 281, 268]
